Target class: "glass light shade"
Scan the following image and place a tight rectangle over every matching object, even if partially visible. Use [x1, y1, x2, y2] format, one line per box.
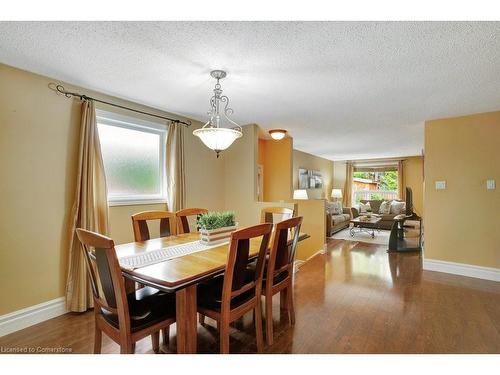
[331, 188, 343, 198]
[193, 127, 242, 153]
[293, 189, 309, 200]
[269, 129, 287, 140]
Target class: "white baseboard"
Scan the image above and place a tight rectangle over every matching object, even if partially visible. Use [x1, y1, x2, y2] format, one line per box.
[0, 297, 67, 337]
[423, 259, 500, 282]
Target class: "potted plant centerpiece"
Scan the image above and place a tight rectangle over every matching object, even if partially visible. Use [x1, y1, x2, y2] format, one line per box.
[197, 211, 238, 244]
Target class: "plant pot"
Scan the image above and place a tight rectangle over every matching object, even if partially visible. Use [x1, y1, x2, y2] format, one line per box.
[199, 225, 238, 245]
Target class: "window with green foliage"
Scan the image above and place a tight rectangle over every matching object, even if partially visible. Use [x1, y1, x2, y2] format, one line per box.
[97, 110, 167, 204]
[352, 170, 399, 203]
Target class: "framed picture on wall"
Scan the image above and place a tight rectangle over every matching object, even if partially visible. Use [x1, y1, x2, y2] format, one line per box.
[299, 168, 323, 189]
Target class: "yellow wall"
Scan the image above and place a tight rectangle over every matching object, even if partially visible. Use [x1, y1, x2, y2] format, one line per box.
[404, 156, 424, 217]
[261, 138, 293, 202]
[293, 149, 334, 200]
[424, 111, 500, 268]
[0, 64, 225, 315]
[294, 199, 326, 261]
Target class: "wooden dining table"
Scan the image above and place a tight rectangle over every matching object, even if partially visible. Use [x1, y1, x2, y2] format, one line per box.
[115, 231, 309, 354]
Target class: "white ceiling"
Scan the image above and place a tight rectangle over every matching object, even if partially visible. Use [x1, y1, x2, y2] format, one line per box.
[1, 22, 500, 160]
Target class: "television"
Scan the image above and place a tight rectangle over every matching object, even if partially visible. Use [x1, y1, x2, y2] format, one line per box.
[405, 187, 413, 216]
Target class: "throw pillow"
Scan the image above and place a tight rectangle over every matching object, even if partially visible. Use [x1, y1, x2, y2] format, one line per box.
[379, 200, 391, 214]
[358, 202, 371, 214]
[390, 200, 406, 214]
[331, 201, 343, 215]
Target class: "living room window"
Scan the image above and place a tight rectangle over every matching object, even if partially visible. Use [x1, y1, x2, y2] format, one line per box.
[96, 110, 167, 205]
[352, 169, 398, 203]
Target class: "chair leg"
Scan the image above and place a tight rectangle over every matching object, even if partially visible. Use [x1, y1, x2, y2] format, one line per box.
[199, 314, 206, 325]
[162, 326, 170, 348]
[220, 321, 230, 354]
[288, 285, 296, 325]
[151, 331, 160, 353]
[265, 293, 274, 346]
[120, 342, 134, 354]
[254, 302, 264, 353]
[94, 326, 102, 354]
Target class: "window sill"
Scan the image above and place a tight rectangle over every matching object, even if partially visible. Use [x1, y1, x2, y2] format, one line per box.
[108, 199, 168, 207]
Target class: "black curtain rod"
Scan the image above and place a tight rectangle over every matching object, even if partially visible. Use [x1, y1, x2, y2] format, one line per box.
[53, 84, 191, 127]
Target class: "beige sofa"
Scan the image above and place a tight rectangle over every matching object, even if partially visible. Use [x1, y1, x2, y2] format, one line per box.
[351, 199, 405, 230]
[326, 203, 352, 236]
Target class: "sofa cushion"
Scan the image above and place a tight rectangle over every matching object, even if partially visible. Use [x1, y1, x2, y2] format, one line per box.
[332, 213, 350, 225]
[379, 200, 392, 214]
[390, 200, 406, 214]
[358, 202, 371, 213]
[331, 201, 343, 215]
[361, 199, 380, 213]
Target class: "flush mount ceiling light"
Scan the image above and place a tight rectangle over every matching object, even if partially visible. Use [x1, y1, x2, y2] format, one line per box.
[269, 128, 287, 140]
[193, 70, 242, 158]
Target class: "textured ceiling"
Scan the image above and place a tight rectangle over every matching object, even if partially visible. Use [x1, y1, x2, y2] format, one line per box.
[1, 22, 500, 160]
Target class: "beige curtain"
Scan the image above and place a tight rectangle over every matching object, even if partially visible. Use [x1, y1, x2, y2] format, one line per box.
[166, 122, 186, 212]
[343, 162, 353, 207]
[65, 100, 109, 312]
[398, 160, 406, 200]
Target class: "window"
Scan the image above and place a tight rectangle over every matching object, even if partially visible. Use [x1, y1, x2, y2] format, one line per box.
[352, 169, 399, 203]
[96, 110, 167, 205]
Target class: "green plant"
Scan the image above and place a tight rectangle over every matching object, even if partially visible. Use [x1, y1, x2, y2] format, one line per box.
[197, 211, 236, 231]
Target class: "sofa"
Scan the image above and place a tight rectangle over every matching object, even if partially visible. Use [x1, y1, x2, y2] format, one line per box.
[326, 202, 352, 236]
[351, 199, 406, 230]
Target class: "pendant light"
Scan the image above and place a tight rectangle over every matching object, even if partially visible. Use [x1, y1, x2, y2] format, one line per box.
[193, 70, 242, 158]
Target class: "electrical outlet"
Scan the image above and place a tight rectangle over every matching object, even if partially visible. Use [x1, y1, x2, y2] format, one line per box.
[435, 181, 446, 190]
[487, 179, 496, 190]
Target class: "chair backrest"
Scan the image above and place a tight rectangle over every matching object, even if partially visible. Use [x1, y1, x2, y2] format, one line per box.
[75, 228, 130, 329]
[131, 210, 176, 241]
[266, 216, 303, 287]
[221, 223, 273, 313]
[175, 208, 208, 234]
[260, 204, 297, 224]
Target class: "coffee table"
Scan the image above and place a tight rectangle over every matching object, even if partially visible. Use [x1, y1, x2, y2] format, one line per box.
[349, 216, 382, 238]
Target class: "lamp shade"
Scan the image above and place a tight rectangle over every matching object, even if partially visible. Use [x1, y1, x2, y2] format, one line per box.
[293, 189, 308, 200]
[193, 127, 242, 154]
[331, 189, 343, 198]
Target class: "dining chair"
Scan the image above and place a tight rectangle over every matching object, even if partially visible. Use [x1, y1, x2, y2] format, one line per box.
[131, 210, 176, 241]
[130, 210, 176, 343]
[260, 204, 298, 224]
[261, 216, 303, 346]
[175, 208, 208, 234]
[196, 223, 273, 354]
[76, 228, 176, 354]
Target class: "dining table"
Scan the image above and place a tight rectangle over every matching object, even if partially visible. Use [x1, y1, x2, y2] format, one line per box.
[115, 231, 310, 354]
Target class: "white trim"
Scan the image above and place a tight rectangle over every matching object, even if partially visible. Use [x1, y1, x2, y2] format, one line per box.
[108, 199, 167, 207]
[0, 297, 67, 337]
[423, 259, 500, 282]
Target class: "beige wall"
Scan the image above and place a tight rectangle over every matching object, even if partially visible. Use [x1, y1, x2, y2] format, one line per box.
[293, 150, 334, 200]
[424, 111, 500, 268]
[261, 138, 293, 202]
[0, 64, 225, 315]
[404, 156, 424, 217]
[333, 161, 347, 191]
[223, 124, 259, 227]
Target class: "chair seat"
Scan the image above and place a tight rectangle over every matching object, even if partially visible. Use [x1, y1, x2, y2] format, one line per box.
[197, 271, 256, 312]
[247, 260, 289, 285]
[101, 286, 175, 332]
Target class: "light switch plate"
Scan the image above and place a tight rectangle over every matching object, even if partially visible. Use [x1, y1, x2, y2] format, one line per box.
[435, 181, 446, 190]
[487, 179, 496, 190]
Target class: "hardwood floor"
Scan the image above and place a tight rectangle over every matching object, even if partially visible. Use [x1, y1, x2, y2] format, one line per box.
[2, 238, 500, 353]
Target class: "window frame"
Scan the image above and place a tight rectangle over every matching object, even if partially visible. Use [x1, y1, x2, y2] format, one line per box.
[96, 109, 167, 206]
